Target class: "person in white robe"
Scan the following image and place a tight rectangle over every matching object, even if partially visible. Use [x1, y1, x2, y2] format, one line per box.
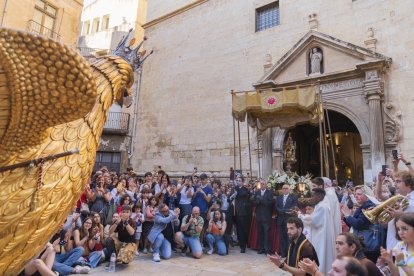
[299, 188, 336, 275]
[322, 177, 342, 240]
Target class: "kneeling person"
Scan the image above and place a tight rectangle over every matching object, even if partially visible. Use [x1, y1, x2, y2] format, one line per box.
[148, 204, 180, 262]
[107, 205, 137, 264]
[175, 206, 204, 259]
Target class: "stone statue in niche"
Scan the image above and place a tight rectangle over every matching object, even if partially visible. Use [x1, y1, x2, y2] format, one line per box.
[309, 47, 323, 75]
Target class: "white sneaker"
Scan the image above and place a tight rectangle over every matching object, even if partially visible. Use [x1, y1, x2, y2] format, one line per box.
[153, 253, 161, 262]
[142, 248, 148, 254]
[135, 250, 140, 256]
[207, 249, 213, 255]
[74, 265, 90, 274]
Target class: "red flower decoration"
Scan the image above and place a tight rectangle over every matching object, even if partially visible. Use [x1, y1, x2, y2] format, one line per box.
[268, 97, 276, 105]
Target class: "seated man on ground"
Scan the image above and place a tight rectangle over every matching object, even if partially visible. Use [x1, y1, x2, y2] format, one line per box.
[175, 206, 204, 259]
[148, 203, 180, 262]
[106, 205, 137, 265]
[268, 217, 319, 276]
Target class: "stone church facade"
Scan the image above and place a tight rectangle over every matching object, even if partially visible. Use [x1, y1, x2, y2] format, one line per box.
[133, 0, 414, 182]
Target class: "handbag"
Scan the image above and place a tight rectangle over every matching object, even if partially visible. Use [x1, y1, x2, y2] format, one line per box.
[353, 223, 381, 252]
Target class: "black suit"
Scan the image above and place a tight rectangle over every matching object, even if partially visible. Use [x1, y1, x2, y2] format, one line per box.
[233, 185, 251, 251]
[276, 193, 298, 257]
[252, 189, 274, 253]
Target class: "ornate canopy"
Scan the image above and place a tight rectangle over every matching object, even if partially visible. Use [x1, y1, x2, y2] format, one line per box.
[232, 85, 317, 130]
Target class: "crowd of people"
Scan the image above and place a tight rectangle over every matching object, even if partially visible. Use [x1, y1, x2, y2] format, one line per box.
[22, 154, 414, 276]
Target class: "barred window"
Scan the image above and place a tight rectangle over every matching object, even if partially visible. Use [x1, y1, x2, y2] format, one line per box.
[256, 1, 280, 32]
[94, 151, 121, 173]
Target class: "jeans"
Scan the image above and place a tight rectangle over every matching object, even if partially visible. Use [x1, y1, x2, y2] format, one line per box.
[152, 233, 172, 259]
[206, 233, 226, 255]
[53, 247, 84, 276]
[177, 232, 202, 255]
[76, 251, 103, 268]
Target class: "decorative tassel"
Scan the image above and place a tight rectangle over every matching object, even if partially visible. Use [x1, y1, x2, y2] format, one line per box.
[30, 160, 45, 211]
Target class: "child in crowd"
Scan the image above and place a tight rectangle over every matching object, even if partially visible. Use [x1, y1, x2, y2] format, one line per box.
[142, 196, 158, 254]
[131, 203, 145, 256]
[298, 205, 314, 240]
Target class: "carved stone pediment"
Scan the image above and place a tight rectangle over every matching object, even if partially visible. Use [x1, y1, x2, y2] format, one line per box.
[254, 31, 391, 88]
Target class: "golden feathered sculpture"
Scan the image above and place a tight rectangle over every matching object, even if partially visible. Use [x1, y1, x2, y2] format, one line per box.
[0, 28, 150, 275]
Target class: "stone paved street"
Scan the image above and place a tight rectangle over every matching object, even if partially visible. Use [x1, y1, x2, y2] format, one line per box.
[90, 248, 288, 276]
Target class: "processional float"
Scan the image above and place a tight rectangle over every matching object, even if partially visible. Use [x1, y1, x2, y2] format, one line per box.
[0, 28, 152, 275]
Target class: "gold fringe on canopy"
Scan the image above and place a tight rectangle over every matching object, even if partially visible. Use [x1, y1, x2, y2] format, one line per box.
[232, 86, 318, 130]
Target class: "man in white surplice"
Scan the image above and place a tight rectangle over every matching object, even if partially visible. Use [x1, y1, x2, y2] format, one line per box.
[322, 177, 342, 239]
[300, 188, 336, 274]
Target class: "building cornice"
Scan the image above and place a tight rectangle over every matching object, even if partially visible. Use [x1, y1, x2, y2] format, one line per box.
[142, 0, 209, 29]
[74, 0, 83, 7]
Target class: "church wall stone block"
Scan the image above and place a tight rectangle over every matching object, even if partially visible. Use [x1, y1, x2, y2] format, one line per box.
[134, 0, 414, 179]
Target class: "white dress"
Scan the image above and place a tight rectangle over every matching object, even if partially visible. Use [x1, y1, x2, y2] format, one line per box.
[300, 199, 336, 274]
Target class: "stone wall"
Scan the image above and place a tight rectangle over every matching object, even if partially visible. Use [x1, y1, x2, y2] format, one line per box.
[134, 0, 414, 176]
[1, 0, 83, 46]
[146, 0, 197, 22]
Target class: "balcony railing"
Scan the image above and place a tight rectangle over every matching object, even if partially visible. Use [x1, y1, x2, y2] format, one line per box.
[103, 112, 130, 134]
[27, 20, 60, 40]
[76, 47, 108, 58]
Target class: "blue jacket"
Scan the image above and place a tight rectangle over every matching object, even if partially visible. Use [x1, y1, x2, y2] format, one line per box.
[148, 210, 177, 244]
[344, 200, 376, 230]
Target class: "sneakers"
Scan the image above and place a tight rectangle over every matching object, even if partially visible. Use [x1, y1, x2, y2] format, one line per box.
[149, 247, 153, 253]
[207, 248, 213, 255]
[135, 250, 140, 256]
[153, 253, 160, 262]
[142, 248, 148, 254]
[73, 265, 90, 274]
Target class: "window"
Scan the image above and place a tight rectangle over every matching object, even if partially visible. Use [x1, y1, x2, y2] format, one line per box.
[256, 1, 280, 32]
[94, 151, 121, 173]
[101, 15, 110, 30]
[82, 21, 91, 35]
[32, 0, 57, 38]
[92, 17, 100, 33]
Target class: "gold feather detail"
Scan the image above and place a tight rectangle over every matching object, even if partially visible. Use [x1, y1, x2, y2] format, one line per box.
[0, 28, 134, 275]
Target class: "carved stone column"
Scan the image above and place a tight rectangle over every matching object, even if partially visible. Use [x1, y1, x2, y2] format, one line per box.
[364, 70, 385, 175]
[272, 127, 287, 172]
[262, 128, 273, 178]
[361, 144, 372, 183]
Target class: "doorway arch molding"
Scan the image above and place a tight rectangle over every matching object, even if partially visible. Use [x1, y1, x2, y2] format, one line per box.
[271, 101, 371, 176]
[273, 102, 370, 151]
[323, 102, 370, 146]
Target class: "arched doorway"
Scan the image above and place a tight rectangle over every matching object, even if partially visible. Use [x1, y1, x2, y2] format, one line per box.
[283, 110, 363, 185]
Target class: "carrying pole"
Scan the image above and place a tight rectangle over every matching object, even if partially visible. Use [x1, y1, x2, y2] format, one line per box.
[321, 98, 330, 178]
[325, 101, 338, 181]
[257, 127, 261, 178]
[247, 122, 252, 179]
[317, 82, 324, 176]
[237, 120, 242, 174]
[233, 117, 236, 171]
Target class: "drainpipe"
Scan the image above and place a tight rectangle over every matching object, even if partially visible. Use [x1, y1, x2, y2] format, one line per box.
[128, 67, 143, 163]
[1, 0, 9, 27]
